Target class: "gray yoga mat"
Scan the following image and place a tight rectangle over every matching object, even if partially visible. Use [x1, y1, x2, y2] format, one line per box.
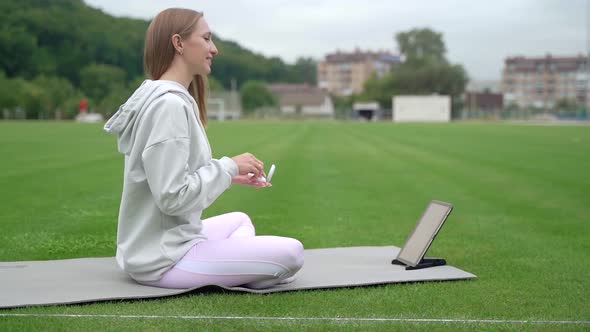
[0, 246, 476, 308]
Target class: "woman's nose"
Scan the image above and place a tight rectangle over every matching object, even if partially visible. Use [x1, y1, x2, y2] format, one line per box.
[210, 41, 218, 56]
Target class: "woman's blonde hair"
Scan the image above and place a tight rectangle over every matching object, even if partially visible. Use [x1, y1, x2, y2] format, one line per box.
[143, 8, 209, 126]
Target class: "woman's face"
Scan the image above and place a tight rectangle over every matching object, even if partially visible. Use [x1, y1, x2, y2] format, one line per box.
[182, 18, 218, 76]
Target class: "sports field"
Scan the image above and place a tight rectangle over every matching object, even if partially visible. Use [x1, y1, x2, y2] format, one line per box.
[0, 121, 588, 331]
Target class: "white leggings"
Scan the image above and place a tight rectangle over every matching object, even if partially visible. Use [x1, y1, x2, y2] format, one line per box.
[140, 212, 304, 289]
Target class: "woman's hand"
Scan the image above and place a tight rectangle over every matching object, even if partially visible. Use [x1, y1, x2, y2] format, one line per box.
[231, 153, 265, 178]
[232, 174, 271, 188]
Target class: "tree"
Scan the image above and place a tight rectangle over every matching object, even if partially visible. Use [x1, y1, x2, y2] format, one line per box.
[331, 94, 357, 119]
[80, 63, 126, 107]
[98, 87, 133, 118]
[360, 28, 468, 115]
[265, 57, 290, 82]
[358, 72, 395, 108]
[208, 76, 225, 92]
[240, 80, 277, 114]
[0, 73, 21, 111]
[16, 79, 43, 119]
[554, 98, 578, 111]
[289, 57, 317, 85]
[0, 25, 37, 78]
[31, 75, 75, 119]
[396, 28, 446, 64]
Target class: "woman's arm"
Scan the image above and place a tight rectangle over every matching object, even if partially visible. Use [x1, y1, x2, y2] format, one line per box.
[141, 95, 238, 216]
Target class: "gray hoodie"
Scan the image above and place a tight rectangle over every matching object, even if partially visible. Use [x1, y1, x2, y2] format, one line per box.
[104, 79, 238, 282]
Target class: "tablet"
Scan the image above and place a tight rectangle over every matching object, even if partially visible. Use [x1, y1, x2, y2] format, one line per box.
[395, 200, 453, 267]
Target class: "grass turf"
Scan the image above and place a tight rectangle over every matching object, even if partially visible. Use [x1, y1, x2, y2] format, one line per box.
[0, 121, 588, 331]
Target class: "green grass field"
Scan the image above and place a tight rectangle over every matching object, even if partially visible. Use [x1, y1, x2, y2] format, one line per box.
[0, 121, 588, 331]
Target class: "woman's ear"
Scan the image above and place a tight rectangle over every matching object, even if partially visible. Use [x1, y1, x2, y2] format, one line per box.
[171, 34, 184, 55]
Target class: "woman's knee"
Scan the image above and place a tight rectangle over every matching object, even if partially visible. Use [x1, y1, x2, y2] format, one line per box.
[280, 238, 304, 272]
[229, 211, 253, 227]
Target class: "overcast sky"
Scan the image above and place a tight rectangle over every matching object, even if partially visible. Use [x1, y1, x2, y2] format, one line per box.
[84, 0, 587, 81]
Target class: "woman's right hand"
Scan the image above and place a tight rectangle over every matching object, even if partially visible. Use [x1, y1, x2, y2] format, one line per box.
[231, 153, 265, 178]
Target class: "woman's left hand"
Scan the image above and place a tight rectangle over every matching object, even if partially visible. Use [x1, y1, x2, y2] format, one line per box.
[232, 174, 271, 188]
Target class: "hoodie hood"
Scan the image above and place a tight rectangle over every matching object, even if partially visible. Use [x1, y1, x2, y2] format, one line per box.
[104, 80, 192, 154]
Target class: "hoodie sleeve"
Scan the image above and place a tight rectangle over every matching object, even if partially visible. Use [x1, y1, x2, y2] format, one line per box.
[140, 95, 238, 216]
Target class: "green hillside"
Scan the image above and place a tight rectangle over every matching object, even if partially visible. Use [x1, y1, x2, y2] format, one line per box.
[0, 0, 316, 119]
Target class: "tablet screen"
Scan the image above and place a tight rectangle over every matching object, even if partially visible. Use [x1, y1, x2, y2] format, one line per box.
[396, 201, 453, 266]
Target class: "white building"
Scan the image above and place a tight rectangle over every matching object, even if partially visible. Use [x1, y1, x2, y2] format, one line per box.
[207, 91, 242, 120]
[392, 95, 451, 122]
[268, 83, 334, 117]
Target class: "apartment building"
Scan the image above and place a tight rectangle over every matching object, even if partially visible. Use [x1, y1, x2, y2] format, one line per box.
[501, 55, 589, 109]
[317, 49, 401, 96]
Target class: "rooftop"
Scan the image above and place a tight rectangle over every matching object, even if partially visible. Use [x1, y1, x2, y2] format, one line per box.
[505, 54, 588, 72]
[324, 48, 401, 64]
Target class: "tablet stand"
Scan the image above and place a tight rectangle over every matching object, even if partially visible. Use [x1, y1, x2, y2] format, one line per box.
[391, 258, 446, 270]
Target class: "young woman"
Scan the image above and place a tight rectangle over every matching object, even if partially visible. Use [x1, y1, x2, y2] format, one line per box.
[104, 8, 303, 289]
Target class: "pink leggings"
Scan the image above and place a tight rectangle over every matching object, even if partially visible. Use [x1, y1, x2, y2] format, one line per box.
[140, 212, 304, 289]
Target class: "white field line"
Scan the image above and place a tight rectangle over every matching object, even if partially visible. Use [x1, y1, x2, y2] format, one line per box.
[0, 313, 588, 325]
